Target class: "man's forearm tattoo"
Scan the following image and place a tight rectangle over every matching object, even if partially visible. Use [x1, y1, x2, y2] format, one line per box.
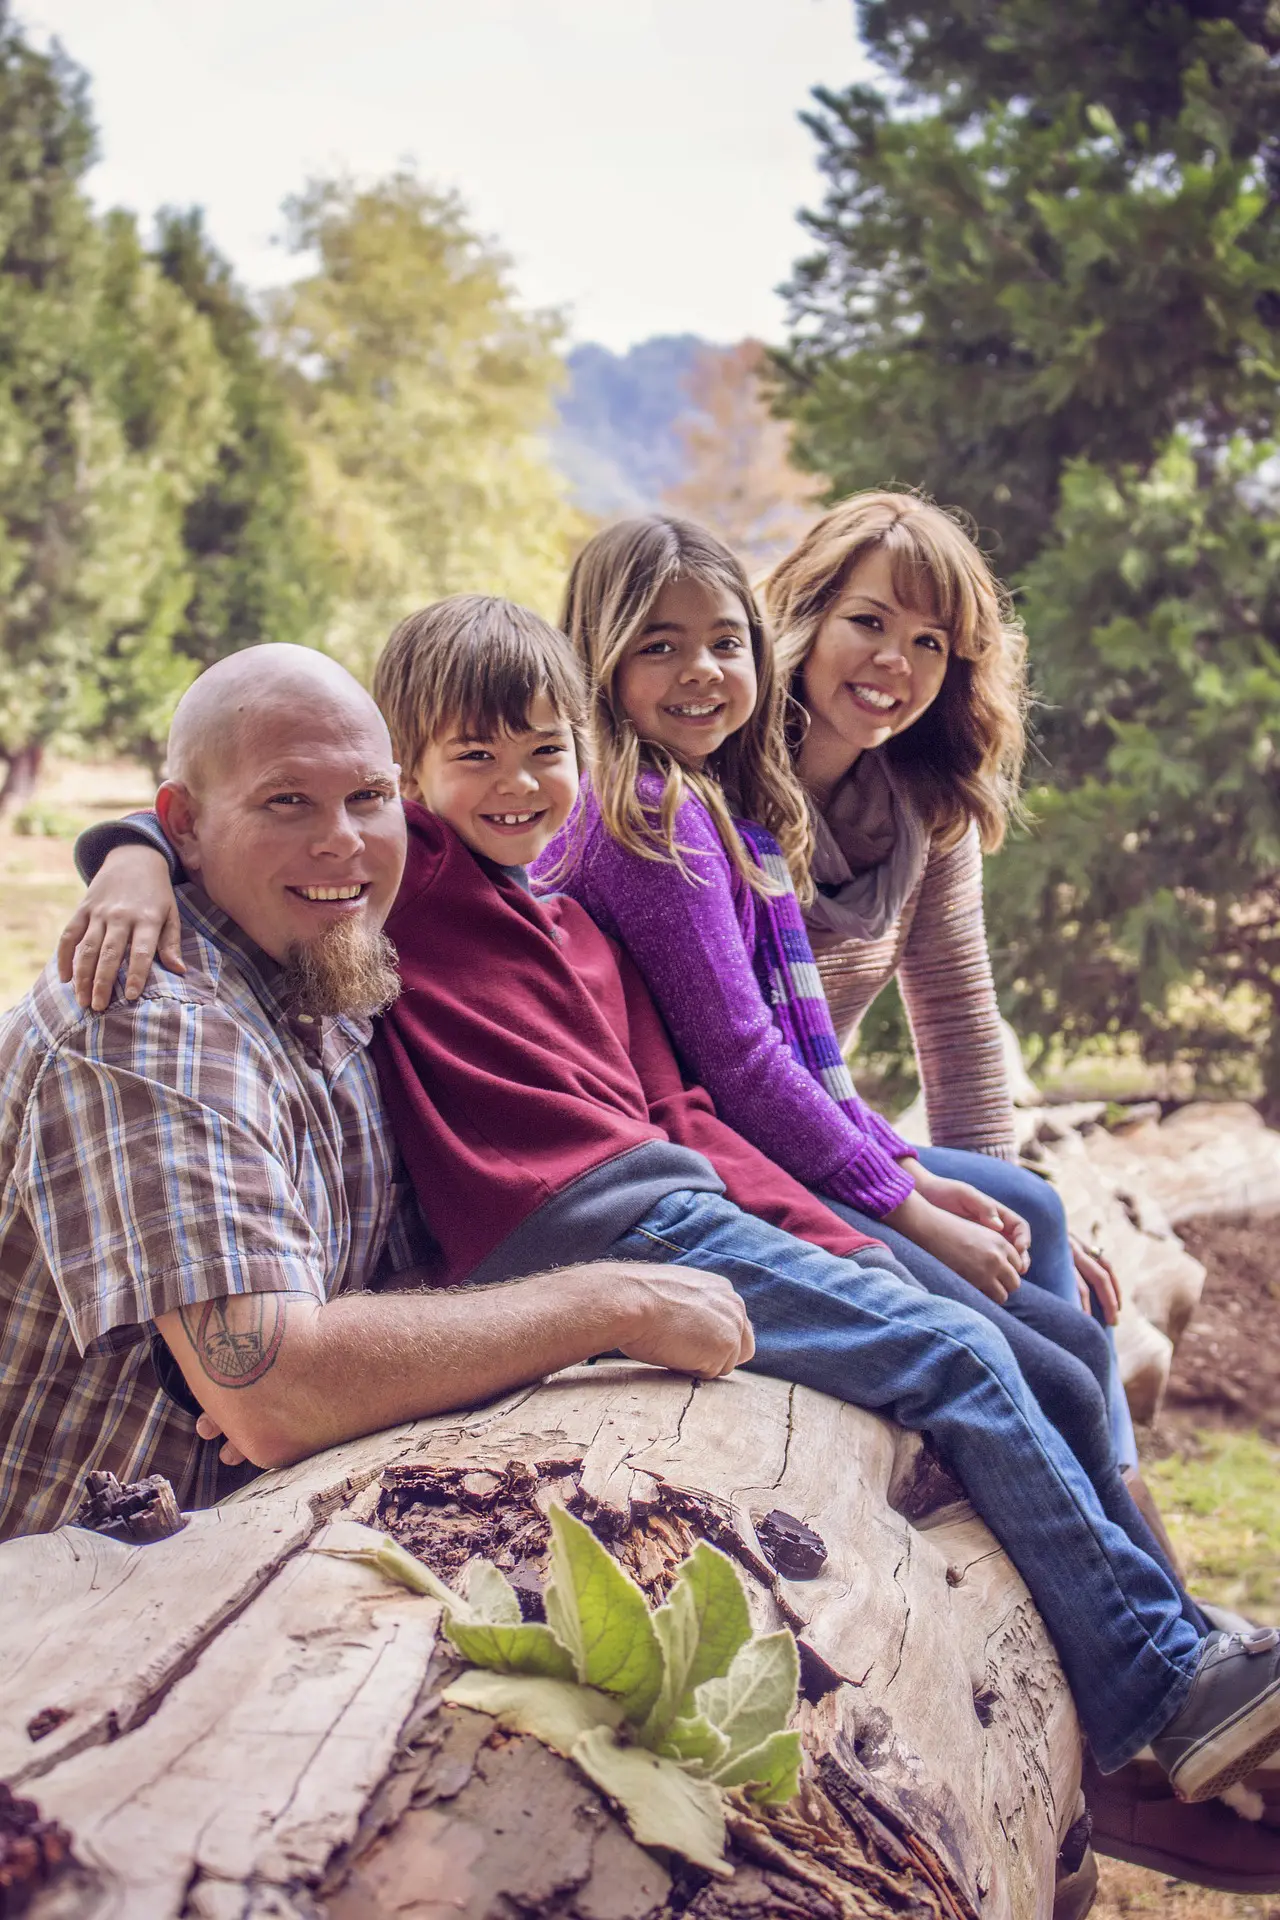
[179, 1294, 290, 1389]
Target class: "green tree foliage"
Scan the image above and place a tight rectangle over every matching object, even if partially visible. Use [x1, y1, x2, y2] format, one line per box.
[858, 0, 1280, 151]
[0, 4, 99, 806]
[0, 7, 297, 796]
[0, 17, 584, 796]
[781, 2, 1280, 572]
[269, 171, 583, 678]
[990, 439, 1280, 1105]
[783, 2, 1280, 1098]
[151, 207, 331, 674]
[74, 208, 230, 774]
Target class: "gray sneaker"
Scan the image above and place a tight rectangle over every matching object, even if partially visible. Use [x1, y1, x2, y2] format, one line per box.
[1152, 1628, 1280, 1803]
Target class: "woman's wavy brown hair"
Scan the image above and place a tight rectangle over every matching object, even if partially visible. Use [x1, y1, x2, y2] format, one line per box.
[763, 492, 1028, 853]
[558, 515, 814, 899]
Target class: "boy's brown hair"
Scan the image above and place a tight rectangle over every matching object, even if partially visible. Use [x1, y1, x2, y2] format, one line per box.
[373, 594, 588, 773]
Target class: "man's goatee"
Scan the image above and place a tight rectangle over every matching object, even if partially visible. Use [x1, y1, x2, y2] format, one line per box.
[280, 918, 401, 1019]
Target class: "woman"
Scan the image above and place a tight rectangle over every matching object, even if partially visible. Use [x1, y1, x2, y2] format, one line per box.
[762, 490, 1136, 1461]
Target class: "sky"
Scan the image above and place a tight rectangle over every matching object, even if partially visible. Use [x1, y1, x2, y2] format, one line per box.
[21, 0, 871, 351]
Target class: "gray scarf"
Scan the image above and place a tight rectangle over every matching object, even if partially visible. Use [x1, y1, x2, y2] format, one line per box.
[803, 752, 927, 944]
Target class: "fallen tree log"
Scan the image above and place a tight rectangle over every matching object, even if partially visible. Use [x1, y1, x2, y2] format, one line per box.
[1, 1365, 1093, 1920]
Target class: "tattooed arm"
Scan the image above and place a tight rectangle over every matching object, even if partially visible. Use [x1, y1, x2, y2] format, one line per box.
[154, 1264, 753, 1470]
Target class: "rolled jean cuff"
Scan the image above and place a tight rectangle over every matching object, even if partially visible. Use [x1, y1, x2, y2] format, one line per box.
[1092, 1658, 1195, 1775]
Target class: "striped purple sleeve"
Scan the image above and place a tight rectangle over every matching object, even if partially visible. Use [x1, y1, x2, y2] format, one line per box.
[547, 790, 914, 1218]
[861, 1104, 915, 1165]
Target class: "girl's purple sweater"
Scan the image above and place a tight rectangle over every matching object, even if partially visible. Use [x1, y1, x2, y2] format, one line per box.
[534, 777, 915, 1218]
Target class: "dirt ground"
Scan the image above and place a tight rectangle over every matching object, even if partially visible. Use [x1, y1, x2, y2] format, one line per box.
[1161, 1215, 1280, 1443]
[1092, 1864, 1280, 1918]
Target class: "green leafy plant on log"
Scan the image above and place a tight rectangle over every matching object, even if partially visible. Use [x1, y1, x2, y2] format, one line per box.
[319, 1505, 801, 1876]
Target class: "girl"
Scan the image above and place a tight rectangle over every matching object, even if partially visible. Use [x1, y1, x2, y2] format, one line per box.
[537, 511, 1142, 1474]
[764, 496, 1126, 1332]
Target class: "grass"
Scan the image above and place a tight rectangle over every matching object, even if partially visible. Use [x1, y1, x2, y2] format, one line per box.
[0, 834, 86, 1010]
[1146, 1429, 1280, 1619]
[0, 758, 152, 1010]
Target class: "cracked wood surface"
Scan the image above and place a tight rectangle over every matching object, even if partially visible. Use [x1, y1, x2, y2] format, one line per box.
[3, 1363, 1084, 1920]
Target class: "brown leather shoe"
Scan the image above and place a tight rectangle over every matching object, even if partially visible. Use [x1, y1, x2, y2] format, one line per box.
[1084, 1752, 1280, 1892]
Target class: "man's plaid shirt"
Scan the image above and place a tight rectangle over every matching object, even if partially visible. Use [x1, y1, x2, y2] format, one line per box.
[0, 888, 420, 1540]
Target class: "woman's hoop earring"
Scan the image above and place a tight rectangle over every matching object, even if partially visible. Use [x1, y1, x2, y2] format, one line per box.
[783, 690, 812, 753]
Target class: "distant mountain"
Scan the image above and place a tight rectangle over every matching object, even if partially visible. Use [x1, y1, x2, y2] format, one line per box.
[552, 334, 713, 519]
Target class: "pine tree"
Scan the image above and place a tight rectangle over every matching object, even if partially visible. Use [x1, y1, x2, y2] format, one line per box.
[782, 1, 1280, 1102]
[780, 2, 1280, 571]
[989, 438, 1280, 1108]
[0, 11, 234, 797]
[69, 207, 230, 775]
[152, 208, 331, 674]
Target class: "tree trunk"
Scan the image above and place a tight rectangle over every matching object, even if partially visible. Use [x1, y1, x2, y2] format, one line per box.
[0, 1365, 1093, 1920]
[0, 739, 44, 816]
[1259, 1009, 1280, 1128]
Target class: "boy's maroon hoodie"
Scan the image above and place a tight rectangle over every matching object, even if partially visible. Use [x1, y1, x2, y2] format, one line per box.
[374, 804, 877, 1286]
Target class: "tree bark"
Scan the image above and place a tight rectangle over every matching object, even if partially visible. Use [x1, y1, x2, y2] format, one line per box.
[0, 739, 44, 816]
[0, 1365, 1093, 1920]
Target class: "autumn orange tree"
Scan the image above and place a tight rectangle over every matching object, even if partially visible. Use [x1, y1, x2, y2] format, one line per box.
[663, 342, 822, 573]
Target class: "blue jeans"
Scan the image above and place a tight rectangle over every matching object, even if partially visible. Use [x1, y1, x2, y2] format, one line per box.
[915, 1146, 1139, 1470]
[607, 1189, 1201, 1772]
[819, 1202, 1143, 1505]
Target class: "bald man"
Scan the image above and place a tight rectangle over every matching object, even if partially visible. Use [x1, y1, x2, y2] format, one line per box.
[0, 647, 749, 1540]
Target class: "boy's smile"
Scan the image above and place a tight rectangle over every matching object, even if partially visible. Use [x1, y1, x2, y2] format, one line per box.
[404, 689, 580, 866]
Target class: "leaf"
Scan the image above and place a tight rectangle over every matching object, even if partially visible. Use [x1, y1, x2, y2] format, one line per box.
[657, 1712, 731, 1773]
[445, 1616, 576, 1679]
[712, 1729, 802, 1804]
[312, 1522, 464, 1611]
[465, 1559, 524, 1626]
[544, 1506, 664, 1722]
[442, 1670, 624, 1755]
[313, 1525, 557, 1674]
[694, 1631, 799, 1759]
[643, 1543, 752, 1743]
[572, 1726, 732, 1878]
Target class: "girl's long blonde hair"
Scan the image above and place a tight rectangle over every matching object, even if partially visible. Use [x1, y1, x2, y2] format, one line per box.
[764, 492, 1028, 853]
[560, 516, 814, 898]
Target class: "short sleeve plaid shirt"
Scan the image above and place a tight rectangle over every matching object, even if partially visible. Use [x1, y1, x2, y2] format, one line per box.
[0, 887, 422, 1540]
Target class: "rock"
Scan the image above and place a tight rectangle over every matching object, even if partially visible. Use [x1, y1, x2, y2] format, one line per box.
[1112, 1313, 1176, 1428]
[1094, 1103, 1280, 1224]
